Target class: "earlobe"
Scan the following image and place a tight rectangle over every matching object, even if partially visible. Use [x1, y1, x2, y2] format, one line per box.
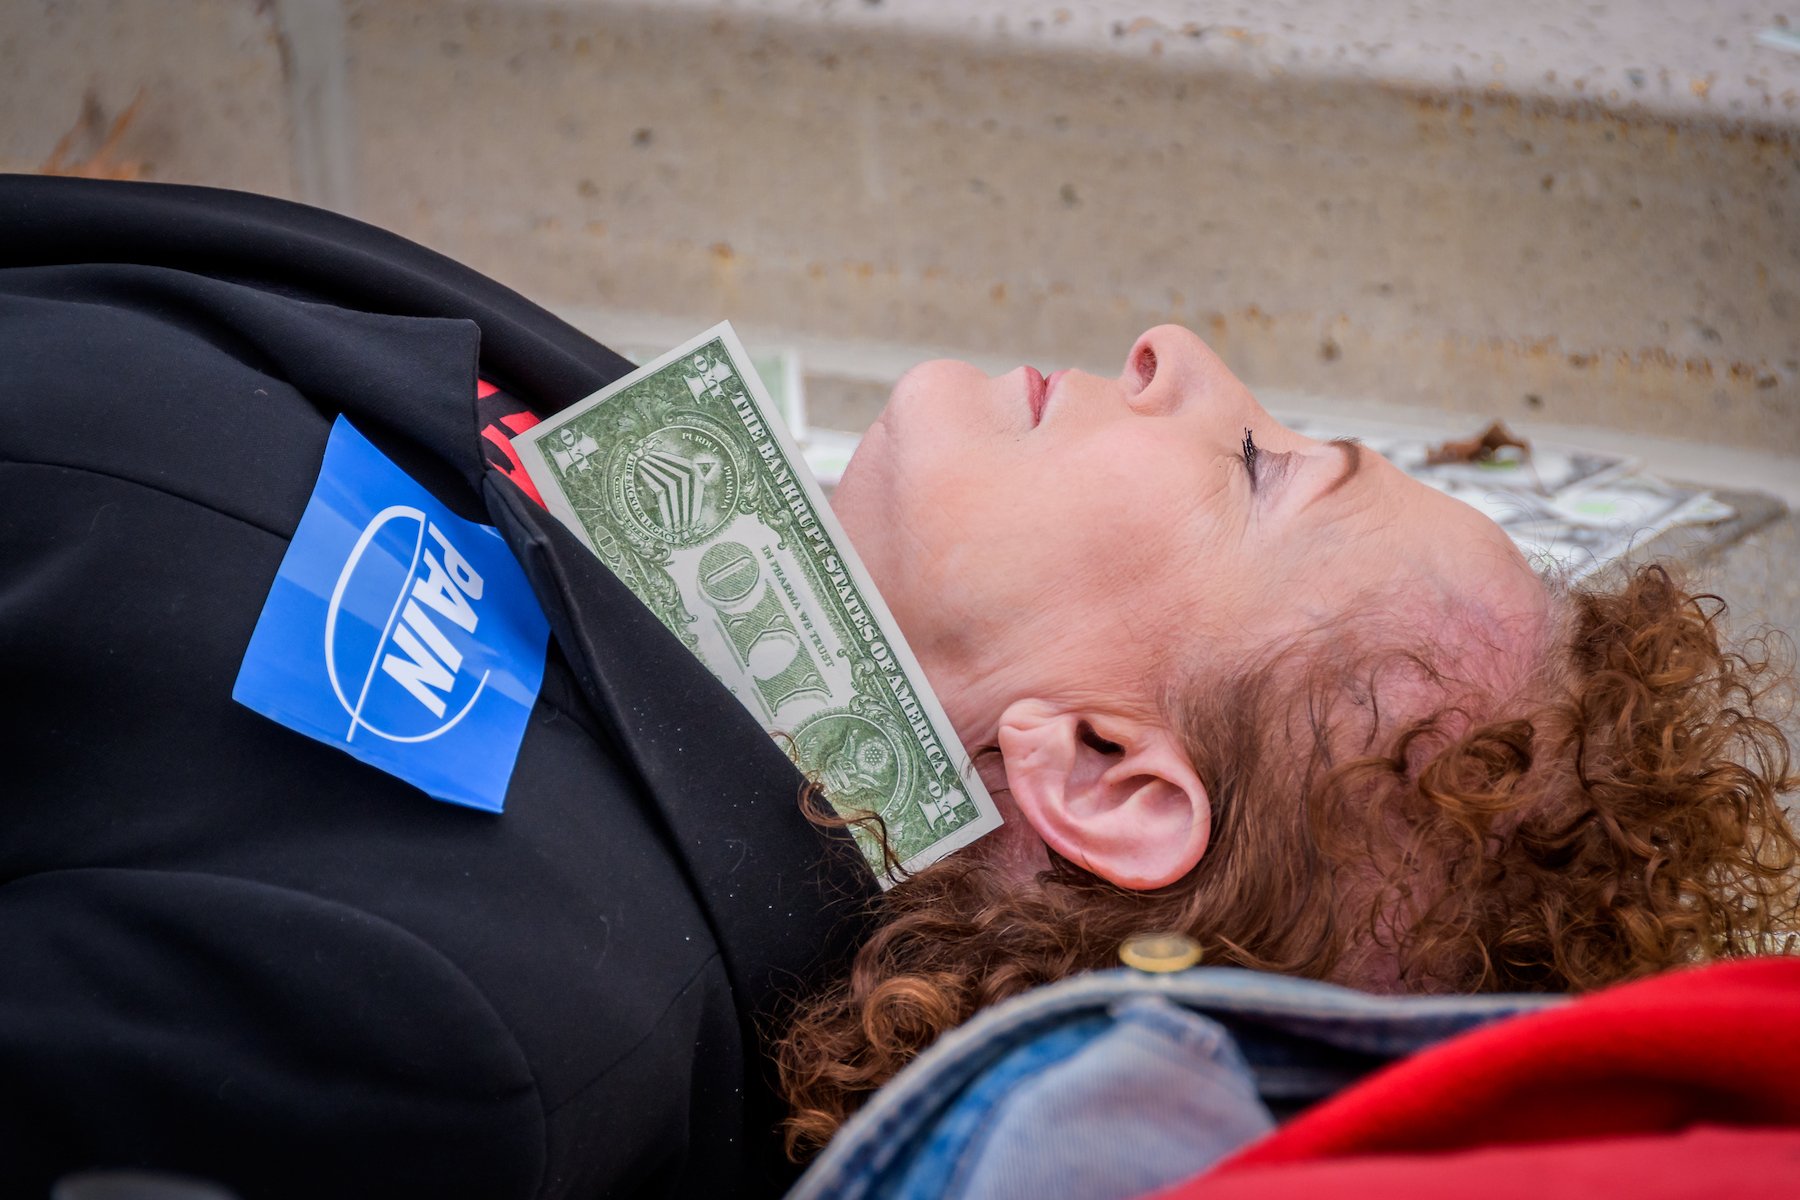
[997, 700, 1211, 890]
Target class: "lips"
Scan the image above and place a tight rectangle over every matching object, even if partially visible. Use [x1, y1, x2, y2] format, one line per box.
[1023, 366, 1047, 426]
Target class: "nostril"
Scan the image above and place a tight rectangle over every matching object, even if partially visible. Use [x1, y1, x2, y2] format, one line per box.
[1134, 344, 1158, 391]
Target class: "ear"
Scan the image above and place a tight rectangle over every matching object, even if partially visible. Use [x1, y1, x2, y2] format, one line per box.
[996, 699, 1211, 890]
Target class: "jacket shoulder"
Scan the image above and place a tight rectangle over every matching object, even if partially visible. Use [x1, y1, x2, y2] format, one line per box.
[0, 866, 545, 1200]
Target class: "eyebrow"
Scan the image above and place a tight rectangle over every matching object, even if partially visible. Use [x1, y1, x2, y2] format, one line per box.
[1309, 437, 1363, 506]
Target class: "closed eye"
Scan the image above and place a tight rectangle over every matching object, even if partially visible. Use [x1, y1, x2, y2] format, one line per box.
[1241, 447, 1297, 495]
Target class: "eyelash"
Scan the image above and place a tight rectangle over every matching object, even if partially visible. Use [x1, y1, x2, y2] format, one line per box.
[1240, 427, 1260, 490]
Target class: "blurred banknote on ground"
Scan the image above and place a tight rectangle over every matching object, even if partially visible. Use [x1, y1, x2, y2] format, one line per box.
[1280, 412, 1733, 580]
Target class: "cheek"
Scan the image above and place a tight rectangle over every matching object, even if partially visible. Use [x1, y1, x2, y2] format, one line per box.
[1093, 454, 1289, 647]
[1014, 443, 1222, 617]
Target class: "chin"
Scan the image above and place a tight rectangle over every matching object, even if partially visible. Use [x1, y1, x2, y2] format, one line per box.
[832, 359, 986, 604]
[830, 415, 900, 571]
[833, 364, 939, 527]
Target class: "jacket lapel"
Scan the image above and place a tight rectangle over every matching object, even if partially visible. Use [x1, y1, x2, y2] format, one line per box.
[482, 477, 877, 1018]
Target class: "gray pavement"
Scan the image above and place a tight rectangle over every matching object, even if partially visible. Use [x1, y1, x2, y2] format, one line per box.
[1697, 511, 1800, 652]
[1692, 510, 1800, 816]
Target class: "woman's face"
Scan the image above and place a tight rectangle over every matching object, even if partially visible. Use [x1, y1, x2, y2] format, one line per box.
[832, 324, 1548, 742]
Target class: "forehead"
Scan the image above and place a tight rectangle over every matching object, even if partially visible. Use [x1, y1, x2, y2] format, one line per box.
[1372, 466, 1549, 630]
[1396, 469, 1529, 559]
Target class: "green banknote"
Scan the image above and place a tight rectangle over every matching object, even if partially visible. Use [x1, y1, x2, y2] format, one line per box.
[512, 323, 1001, 881]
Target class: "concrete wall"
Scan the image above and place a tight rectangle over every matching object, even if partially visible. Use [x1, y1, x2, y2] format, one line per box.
[4, 0, 1797, 451]
[1, 0, 295, 197]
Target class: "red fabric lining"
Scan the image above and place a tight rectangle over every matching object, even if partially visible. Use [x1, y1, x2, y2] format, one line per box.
[475, 377, 546, 508]
[1148, 958, 1800, 1199]
[1160, 1126, 1800, 1200]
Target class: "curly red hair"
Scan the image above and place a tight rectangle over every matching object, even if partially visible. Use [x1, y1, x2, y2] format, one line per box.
[773, 562, 1800, 1156]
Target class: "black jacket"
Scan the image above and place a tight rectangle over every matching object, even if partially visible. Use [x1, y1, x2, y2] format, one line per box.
[0, 175, 877, 1199]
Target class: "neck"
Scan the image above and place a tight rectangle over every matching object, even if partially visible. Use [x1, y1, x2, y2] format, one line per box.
[913, 639, 1007, 761]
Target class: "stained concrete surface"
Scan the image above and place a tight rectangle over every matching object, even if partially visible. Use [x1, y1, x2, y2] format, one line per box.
[648, 0, 1800, 122]
[1694, 511, 1800, 790]
[334, 0, 1800, 449]
[4, 0, 1796, 451]
[0, 0, 295, 197]
[4, 0, 1794, 785]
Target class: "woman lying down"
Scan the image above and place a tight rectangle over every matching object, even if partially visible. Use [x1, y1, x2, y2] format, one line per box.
[2, 175, 1793, 1200]
[780, 323, 1800, 1159]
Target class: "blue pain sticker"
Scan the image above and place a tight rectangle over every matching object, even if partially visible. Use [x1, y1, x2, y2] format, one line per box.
[233, 415, 550, 812]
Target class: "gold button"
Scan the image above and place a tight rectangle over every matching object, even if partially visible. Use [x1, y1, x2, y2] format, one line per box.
[1118, 931, 1203, 973]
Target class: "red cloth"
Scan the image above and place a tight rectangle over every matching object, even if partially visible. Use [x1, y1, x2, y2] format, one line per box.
[1149, 957, 1800, 1199]
[1160, 1126, 1800, 1200]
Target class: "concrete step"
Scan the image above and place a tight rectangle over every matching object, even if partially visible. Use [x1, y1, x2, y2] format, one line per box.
[3, 0, 1796, 455]
[3, 0, 1794, 776]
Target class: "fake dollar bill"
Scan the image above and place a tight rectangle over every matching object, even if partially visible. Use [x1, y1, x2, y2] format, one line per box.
[513, 323, 1001, 881]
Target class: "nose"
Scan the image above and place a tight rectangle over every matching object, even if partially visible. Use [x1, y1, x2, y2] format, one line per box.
[1121, 324, 1207, 416]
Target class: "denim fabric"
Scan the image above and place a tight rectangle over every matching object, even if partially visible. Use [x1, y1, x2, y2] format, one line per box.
[786, 967, 1563, 1200]
[896, 1017, 1114, 1198]
[902, 997, 1277, 1200]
